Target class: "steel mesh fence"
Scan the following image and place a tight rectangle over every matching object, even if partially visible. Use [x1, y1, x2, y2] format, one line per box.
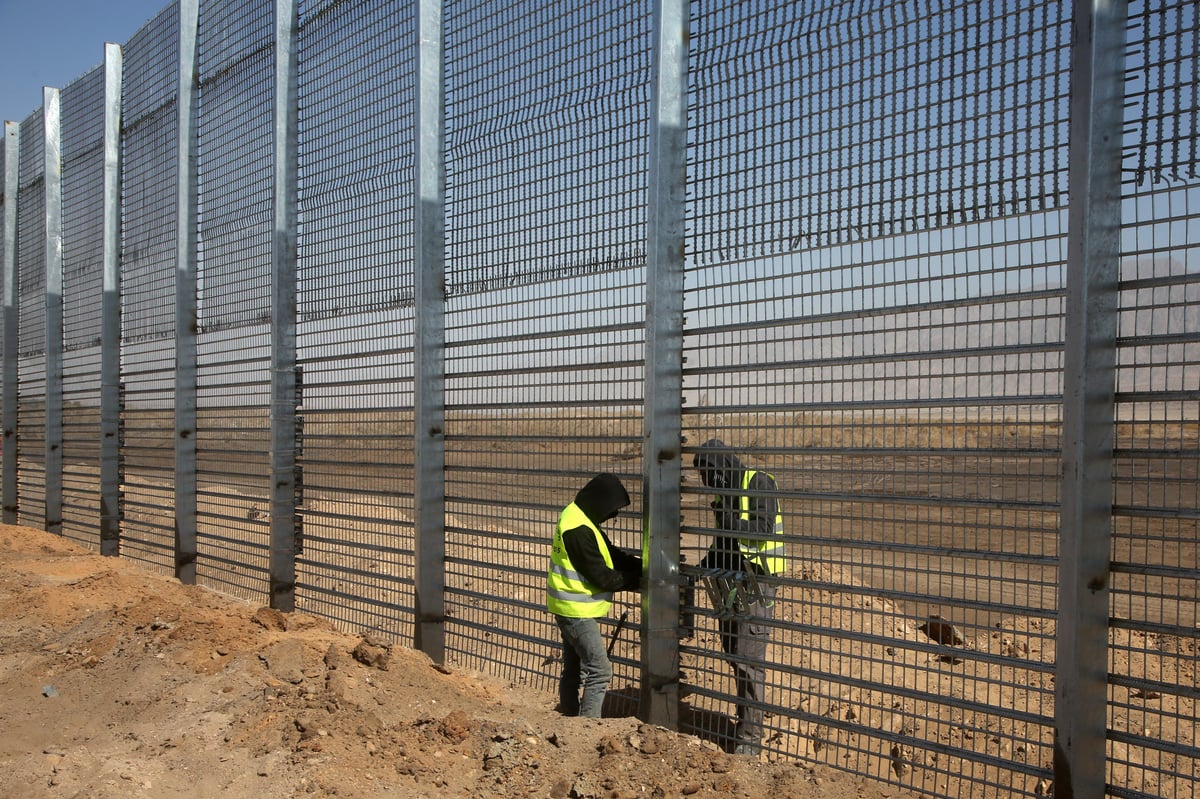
[0, 2, 1195, 798]
[0, 137, 5, 436]
[680, 1, 1070, 793]
[442, 0, 650, 694]
[192, 0, 275, 603]
[292, 0, 419, 637]
[1110, 2, 1200, 797]
[60, 65, 107, 549]
[118, 5, 180, 574]
[16, 108, 47, 531]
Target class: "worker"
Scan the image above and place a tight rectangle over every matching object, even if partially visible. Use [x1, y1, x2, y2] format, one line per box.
[693, 439, 785, 755]
[547, 472, 643, 717]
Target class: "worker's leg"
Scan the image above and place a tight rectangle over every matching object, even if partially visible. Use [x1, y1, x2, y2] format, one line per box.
[556, 615, 612, 718]
[721, 584, 775, 754]
[554, 615, 582, 715]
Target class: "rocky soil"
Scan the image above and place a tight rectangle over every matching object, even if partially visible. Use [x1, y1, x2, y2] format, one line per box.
[0, 523, 907, 799]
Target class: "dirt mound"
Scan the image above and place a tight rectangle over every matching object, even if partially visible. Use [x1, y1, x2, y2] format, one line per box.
[0, 524, 901, 799]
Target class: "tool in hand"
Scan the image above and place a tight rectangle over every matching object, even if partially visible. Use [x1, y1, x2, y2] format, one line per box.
[607, 610, 630, 656]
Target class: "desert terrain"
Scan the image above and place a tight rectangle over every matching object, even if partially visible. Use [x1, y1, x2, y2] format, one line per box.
[0, 522, 913, 799]
[12, 407, 1198, 798]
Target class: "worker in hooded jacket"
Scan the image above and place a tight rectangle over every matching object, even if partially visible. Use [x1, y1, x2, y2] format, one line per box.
[547, 472, 643, 718]
[693, 439, 785, 755]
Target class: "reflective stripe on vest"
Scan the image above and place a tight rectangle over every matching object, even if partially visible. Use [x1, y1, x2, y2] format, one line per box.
[737, 470, 785, 576]
[547, 502, 614, 617]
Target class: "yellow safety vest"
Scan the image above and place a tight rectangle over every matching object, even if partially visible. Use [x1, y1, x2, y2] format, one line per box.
[547, 503, 614, 617]
[736, 470, 785, 576]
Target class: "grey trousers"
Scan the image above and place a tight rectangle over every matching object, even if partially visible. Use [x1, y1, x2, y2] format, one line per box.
[718, 582, 776, 748]
[555, 614, 613, 718]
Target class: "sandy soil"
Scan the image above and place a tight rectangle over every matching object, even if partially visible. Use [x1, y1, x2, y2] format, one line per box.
[0, 523, 908, 799]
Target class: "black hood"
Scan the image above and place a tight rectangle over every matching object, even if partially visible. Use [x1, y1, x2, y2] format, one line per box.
[692, 438, 744, 491]
[574, 473, 630, 525]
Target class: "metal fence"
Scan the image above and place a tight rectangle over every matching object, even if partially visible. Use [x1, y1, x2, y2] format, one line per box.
[0, 1, 1196, 798]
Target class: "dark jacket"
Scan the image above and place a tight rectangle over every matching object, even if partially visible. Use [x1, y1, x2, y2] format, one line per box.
[561, 473, 642, 593]
[693, 439, 779, 574]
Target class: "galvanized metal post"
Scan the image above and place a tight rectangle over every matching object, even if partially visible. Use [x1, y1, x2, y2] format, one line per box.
[1056, 1, 1127, 797]
[413, 0, 447, 663]
[641, 0, 687, 728]
[100, 43, 123, 557]
[270, 0, 299, 612]
[1, 122, 18, 524]
[43, 87, 63, 537]
[175, 0, 200, 584]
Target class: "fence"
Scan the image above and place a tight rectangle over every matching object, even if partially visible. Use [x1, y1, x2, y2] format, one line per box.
[1, 1, 1197, 798]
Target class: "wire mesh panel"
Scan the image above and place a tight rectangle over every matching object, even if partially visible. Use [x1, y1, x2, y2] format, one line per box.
[16, 107, 47, 531]
[293, 0, 419, 638]
[0, 135, 6, 487]
[60, 66, 107, 551]
[442, 0, 650, 698]
[1111, 2, 1200, 797]
[192, 0, 274, 603]
[120, 5, 180, 575]
[0, 2, 1197, 796]
[681, 1, 1068, 793]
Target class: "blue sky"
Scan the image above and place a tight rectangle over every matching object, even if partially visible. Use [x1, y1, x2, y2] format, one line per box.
[0, 0, 168, 124]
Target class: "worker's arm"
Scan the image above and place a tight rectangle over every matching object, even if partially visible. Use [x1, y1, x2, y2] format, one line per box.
[562, 526, 641, 591]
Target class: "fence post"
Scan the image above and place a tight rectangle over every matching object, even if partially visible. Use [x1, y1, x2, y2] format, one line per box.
[414, 0, 447, 663]
[641, 0, 687, 729]
[175, 0, 200, 584]
[2, 122, 19, 524]
[100, 42, 123, 557]
[269, 0, 299, 612]
[43, 87, 63, 537]
[1056, 1, 1127, 797]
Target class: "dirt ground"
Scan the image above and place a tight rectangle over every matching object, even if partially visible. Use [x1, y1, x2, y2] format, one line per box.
[0, 523, 909, 799]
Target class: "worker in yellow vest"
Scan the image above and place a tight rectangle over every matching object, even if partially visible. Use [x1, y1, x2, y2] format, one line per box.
[547, 473, 643, 717]
[694, 439, 785, 756]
